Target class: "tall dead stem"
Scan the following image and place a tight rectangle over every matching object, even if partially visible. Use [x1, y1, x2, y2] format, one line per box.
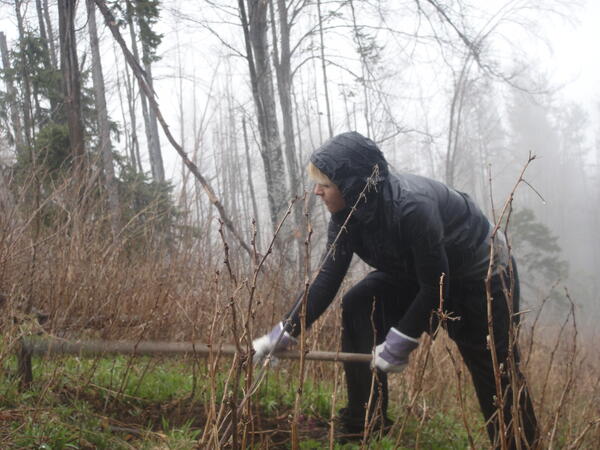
[362, 298, 383, 448]
[547, 289, 578, 450]
[291, 193, 312, 449]
[215, 197, 297, 447]
[217, 166, 381, 446]
[485, 153, 536, 450]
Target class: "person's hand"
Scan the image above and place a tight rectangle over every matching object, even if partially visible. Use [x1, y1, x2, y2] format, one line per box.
[252, 322, 297, 365]
[372, 328, 419, 373]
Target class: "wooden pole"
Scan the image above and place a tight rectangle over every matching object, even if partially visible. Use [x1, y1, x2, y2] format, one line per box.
[17, 338, 33, 388]
[23, 337, 372, 363]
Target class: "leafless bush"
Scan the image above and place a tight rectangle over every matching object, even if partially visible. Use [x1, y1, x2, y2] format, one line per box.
[1, 172, 599, 449]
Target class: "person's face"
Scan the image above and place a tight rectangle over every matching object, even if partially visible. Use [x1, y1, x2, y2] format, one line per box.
[314, 181, 346, 213]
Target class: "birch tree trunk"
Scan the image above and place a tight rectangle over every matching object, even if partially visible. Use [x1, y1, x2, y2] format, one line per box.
[239, 0, 289, 232]
[87, 0, 121, 235]
[270, 0, 305, 266]
[134, 0, 165, 182]
[126, 5, 164, 182]
[140, 57, 164, 182]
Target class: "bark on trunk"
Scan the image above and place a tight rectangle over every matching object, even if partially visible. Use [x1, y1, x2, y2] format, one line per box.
[445, 55, 473, 188]
[123, 64, 143, 173]
[127, 3, 165, 183]
[35, 0, 54, 70]
[87, 0, 121, 235]
[239, 0, 289, 231]
[126, 14, 154, 173]
[135, 0, 165, 183]
[35, 0, 59, 117]
[42, 0, 58, 69]
[271, 0, 305, 266]
[142, 59, 165, 182]
[58, 0, 85, 162]
[14, 0, 34, 148]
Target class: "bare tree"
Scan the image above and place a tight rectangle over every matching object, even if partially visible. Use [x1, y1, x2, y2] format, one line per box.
[239, 0, 290, 232]
[125, 0, 165, 182]
[94, 0, 253, 256]
[58, 0, 85, 162]
[445, 52, 475, 188]
[41, 0, 58, 69]
[35, 0, 55, 72]
[270, 0, 308, 265]
[33, 0, 60, 121]
[134, 0, 165, 183]
[316, 0, 333, 138]
[121, 61, 144, 173]
[87, 0, 121, 235]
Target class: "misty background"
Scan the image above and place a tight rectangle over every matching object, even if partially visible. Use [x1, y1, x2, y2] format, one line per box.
[1, 0, 599, 331]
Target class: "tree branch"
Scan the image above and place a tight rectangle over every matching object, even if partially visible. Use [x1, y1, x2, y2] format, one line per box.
[93, 0, 253, 256]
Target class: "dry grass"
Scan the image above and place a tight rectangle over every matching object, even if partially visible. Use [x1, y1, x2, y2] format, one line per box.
[1, 178, 599, 449]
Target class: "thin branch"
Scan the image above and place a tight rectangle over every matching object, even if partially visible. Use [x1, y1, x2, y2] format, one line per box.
[93, 0, 253, 256]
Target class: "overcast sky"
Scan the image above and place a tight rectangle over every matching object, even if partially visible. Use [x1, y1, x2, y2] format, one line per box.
[0, 1, 598, 101]
[538, 0, 600, 110]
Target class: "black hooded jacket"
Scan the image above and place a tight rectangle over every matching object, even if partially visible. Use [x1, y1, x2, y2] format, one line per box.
[287, 132, 491, 339]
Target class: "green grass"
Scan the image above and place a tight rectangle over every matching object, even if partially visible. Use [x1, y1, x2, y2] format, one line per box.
[8, 406, 115, 449]
[259, 369, 333, 418]
[0, 348, 487, 449]
[1, 352, 205, 449]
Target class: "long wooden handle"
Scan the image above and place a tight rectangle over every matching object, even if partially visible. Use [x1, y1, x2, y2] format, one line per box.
[23, 337, 372, 363]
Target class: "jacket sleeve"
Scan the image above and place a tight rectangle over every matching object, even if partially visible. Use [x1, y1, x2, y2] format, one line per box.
[396, 202, 449, 339]
[284, 221, 353, 337]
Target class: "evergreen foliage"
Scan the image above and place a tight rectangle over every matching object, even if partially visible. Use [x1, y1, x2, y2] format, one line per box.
[9, 32, 62, 122]
[29, 122, 71, 175]
[110, 0, 163, 63]
[133, 0, 163, 63]
[509, 208, 569, 302]
[116, 162, 178, 240]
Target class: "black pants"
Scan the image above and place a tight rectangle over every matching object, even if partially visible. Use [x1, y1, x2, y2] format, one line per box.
[341, 266, 538, 448]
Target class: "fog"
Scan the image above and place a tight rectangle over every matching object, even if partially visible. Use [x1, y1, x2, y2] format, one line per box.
[1, 0, 599, 330]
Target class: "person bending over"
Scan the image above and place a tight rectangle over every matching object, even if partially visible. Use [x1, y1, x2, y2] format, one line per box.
[253, 132, 538, 448]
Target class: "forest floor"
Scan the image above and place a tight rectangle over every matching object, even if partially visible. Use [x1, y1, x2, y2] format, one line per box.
[0, 349, 486, 449]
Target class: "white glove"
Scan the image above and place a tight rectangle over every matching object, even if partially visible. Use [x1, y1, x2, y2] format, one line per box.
[372, 327, 419, 373]
[252, 322, 297, 365]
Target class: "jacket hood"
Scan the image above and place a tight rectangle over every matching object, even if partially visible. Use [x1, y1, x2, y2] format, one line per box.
[310, 132, 389, 210]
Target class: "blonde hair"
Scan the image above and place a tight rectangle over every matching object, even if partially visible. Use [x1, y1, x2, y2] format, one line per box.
[307, 161, 332, 185]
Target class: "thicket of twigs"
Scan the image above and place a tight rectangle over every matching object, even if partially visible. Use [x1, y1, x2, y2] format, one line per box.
[1, 172, 599, 449]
